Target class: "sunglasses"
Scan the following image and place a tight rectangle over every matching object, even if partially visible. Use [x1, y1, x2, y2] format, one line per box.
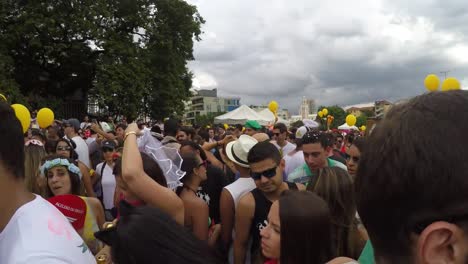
[198, 160, 208, 169]
[251, 166, 277, 180]
[273, 133, 281, 137]
[57, 146, 71, 151]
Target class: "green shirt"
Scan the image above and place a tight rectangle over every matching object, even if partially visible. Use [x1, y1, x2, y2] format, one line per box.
[358, 240, 375, 264]
[287, 158, 348, 184]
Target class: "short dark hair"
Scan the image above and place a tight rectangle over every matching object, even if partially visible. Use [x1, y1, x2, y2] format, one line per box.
[164, 119, 179, 137]
[113, 152, 167, 187]
[355, 91, 468, 262]
[198, 130, 209, 142]
[116, 124, 127, 131]
[179, 127, 195, 139]
[179, 141, 207, 161]
[279, 191, 333, 264]
[301, 131, 329, 149]
[273, 123, 288, 134]
[235, 124, 243, 131]
[247, 141, 281, 165]
[0, 102, 25, 179]
[97, 202, 223, 264]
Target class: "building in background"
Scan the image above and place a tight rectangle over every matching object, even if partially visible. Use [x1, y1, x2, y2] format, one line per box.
[185, 89, 240, 124]
[343, 100, 393, 118]
[299, 97, 316, 119]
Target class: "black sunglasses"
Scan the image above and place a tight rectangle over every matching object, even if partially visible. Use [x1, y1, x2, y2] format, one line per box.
[251, 166, 277, 180]
[273, 133, 281, 136]
[102, 147, 115, 152]
[57, 146, 71, 151]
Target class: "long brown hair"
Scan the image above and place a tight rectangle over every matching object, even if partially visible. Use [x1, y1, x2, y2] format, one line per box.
[24, 144, 47, 194]
[279, 191, 333, 264]
[307, 167, 364, 259]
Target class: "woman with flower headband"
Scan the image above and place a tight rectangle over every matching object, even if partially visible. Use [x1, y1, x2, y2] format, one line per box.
[55, 138, 95, 197]
[42, 155, 105, 254]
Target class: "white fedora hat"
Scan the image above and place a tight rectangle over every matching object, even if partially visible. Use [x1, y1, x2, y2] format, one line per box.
[226, 135, 258, 168]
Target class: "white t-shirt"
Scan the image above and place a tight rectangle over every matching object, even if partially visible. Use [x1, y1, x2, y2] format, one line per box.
[284, 150, 305, 177]
[96, 162, 116, 210]
[0, 195, 96, 264]
[72, 136, 91, 168]
[272, 141, 296, 157]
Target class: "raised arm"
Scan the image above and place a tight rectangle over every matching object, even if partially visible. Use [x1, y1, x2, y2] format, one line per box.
[78, 161, 95, 197]
[121, 123, 184, 225]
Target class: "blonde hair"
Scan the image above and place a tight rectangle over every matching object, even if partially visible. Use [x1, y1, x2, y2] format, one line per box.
[24, 145, 47, 194]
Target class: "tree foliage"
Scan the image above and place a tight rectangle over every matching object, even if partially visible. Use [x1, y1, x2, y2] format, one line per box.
[0, 0, 204, 119]
[194, 112, 225, 128]
[317, 105, 347, 129]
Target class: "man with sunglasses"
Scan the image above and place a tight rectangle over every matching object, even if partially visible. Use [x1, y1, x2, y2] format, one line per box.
[271, 123, 295, 158]
[287, 131, 347, 184]
[234, 141, 305, 264]
[356, 91, 468, 263]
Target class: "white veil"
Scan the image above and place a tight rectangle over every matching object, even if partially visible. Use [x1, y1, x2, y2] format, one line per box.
[137, 130, 185, 190]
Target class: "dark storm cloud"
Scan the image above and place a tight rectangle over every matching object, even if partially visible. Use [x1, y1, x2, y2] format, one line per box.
[187, 0, 468, 114]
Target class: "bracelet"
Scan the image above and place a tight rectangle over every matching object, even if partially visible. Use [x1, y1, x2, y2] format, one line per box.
[124, 131, 137, 141]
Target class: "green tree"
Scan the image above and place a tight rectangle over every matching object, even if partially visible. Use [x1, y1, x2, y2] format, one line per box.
[194, 112, 225, 128]
[317, 105, 347, 129]
[356, 115, 367, 128]
[0, 0, 204, 119]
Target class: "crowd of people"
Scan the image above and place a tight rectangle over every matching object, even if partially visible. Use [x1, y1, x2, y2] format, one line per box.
[1, 90, 468, 264]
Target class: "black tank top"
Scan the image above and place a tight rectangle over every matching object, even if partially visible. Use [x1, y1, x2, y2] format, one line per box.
[249, 182, 298, 257]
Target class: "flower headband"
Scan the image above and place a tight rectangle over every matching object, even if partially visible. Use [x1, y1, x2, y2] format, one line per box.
[40, 158, 82, 179]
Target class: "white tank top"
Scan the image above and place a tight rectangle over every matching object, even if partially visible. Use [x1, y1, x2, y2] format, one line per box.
[224, 177, 256, 208]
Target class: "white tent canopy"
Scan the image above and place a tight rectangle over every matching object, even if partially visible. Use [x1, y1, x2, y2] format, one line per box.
[257, 108, 290, 126]
[338, 123, 359, 131]
[214, 105, 271, 125]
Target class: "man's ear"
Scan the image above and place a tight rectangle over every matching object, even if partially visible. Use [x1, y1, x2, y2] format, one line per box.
[417, 221, 466, 264]
[279, 158, 286, 170]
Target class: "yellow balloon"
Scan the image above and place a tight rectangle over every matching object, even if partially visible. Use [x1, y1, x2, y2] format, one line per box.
[346, 114, 357, 127]
[441, 77, 461, 91]
[318, 111, 323, 118]
[424, 74, 440, 92]
[361, 125, 366, 131]
[37, 108, 55, 128]
[0, 93, 6, 101]
[268, 101, 279, 113]
[11, 104, 31, 133]
[223, 123, 229, 130]
[322, 108, 328, 116]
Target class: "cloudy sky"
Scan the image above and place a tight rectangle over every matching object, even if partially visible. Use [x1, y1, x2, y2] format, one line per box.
[186, 0, 468, 114]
